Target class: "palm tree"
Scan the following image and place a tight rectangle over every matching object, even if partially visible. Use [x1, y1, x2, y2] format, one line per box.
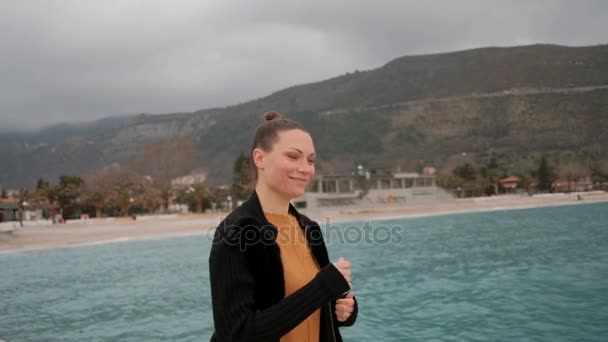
[114, 190, 134, 217]
[141, 188, 161, 214]
[16, 188, 31, 227]
[86, 188, 108, 218]
[158, 183, 173, 213]
[36, 182, 58, 220]
[189, 183, 212, 213]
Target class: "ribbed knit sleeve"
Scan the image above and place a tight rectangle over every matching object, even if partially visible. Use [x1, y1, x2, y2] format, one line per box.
[209, 239, 350, 342]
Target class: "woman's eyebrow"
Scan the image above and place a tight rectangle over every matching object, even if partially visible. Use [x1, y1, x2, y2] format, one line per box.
[287, 147, 316, 156]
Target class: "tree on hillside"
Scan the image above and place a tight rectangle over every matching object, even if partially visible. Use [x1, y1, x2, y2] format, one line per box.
[87, 168, 148, 217]
[84, 188, 108, 218]
[84, 170, 113, 217]
[173, 183, 213, 213]
[487, 156, 499, 170]
[231, 152, 252, 203]
[436, 174, 462, 190]
[453, 162, 477, 181]
[590, 160, 608, 185]
[437, 162, 488, 198]
[128, 137, 202, 213]
[15, 188, 32, 227]
[158, 183, 172, 214]
[187, 183, 213, 213]
[129, 136, 201, 184]
[537, 157, 552, 192]
[36, 178, 48, 191]
[56, 175, 85, 219]
[516, 172, 534, 195]
[140, 187, 161, 214]
[482, 156, 504, 195]
[35, 178, 58, 220]
[558, 161, 590, 192]
[115, 190, 135, 217]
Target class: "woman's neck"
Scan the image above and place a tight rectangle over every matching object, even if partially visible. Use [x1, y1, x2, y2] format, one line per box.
[255, 183, 290, 215]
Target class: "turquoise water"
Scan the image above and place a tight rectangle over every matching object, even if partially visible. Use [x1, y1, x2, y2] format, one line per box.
[1, 203, 607, 341]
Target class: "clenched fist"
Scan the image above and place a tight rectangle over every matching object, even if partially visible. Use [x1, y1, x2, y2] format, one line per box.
[335, 292, 355, 322]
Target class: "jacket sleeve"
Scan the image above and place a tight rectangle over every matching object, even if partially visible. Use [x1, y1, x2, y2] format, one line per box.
[209, 239, 351, 342]
[332, 294, 358, 327]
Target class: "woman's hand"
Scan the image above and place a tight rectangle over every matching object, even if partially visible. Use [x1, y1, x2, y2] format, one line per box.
[335, 292, 355, 322]
[333, 257, 352, 286]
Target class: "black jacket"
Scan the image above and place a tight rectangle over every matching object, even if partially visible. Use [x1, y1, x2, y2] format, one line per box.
[209, 191, 358, 342]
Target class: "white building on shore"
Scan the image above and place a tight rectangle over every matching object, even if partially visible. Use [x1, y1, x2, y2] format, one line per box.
[293, 171, 453, 209]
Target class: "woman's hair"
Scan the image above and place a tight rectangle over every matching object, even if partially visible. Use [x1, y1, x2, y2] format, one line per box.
[247, 111, 309, 186]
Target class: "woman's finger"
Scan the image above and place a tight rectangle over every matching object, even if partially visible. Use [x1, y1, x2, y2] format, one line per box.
[337, 304, 354, 313]
[335, 303, 354, 313]
[336, 297, 354, 304]
[336, 298, 354, 307]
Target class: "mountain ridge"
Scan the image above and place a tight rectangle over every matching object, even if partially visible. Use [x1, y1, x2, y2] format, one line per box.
[1, 43, 607, 187]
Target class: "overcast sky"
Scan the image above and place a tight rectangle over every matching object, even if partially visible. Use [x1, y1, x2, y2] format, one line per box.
[1, 0, 606, 131]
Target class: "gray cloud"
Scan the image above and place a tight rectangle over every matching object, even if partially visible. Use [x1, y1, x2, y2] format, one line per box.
[1, 0, 607, 131]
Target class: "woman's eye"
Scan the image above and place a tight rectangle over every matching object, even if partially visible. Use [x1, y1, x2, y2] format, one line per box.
[287, 155, 297, 160]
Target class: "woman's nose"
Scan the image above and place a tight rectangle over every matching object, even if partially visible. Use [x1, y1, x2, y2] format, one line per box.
[297, 160, 313, 174]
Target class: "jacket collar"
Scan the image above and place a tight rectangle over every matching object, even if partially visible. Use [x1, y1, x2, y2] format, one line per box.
[242, 190, 312, 230]
[238, 190, 331, 268]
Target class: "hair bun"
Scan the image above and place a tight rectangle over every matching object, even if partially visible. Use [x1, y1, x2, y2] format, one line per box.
[263, 111, 284, 121]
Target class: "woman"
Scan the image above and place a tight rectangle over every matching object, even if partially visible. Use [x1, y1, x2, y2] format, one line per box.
[209, 112, 358, 342]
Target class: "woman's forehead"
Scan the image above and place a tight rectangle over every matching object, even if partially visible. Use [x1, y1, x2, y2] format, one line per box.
[275, 130, 315, 152]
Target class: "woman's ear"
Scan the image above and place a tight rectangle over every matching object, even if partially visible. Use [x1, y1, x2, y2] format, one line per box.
[252, 148, 265, 170]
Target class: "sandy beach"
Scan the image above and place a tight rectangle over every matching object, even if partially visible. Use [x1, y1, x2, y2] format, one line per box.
[1, 191, 607, 254]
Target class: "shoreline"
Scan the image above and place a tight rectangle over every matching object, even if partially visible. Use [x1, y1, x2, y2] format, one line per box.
[313, 191, 608, 224]
[1, 192, 607, 255]
[0, 215, 222, 256]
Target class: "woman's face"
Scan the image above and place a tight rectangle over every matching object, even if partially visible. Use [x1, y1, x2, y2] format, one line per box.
[254, 129, 316, 200]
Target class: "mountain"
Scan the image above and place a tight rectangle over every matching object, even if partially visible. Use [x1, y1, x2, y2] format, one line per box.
[1, 44, 607, 188]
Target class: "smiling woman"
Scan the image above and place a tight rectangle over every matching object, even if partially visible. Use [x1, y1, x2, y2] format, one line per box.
[209, 112, 358, 342]
[251, 112, 317, 200]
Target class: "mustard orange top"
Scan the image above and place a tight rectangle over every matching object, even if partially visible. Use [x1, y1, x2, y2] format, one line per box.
[264, 212, 321, 342]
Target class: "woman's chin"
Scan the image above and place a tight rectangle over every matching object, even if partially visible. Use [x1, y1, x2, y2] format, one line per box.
[286, 187, 306, 199]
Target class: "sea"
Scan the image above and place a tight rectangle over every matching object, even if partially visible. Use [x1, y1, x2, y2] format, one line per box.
[1, 202, 607, 341]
